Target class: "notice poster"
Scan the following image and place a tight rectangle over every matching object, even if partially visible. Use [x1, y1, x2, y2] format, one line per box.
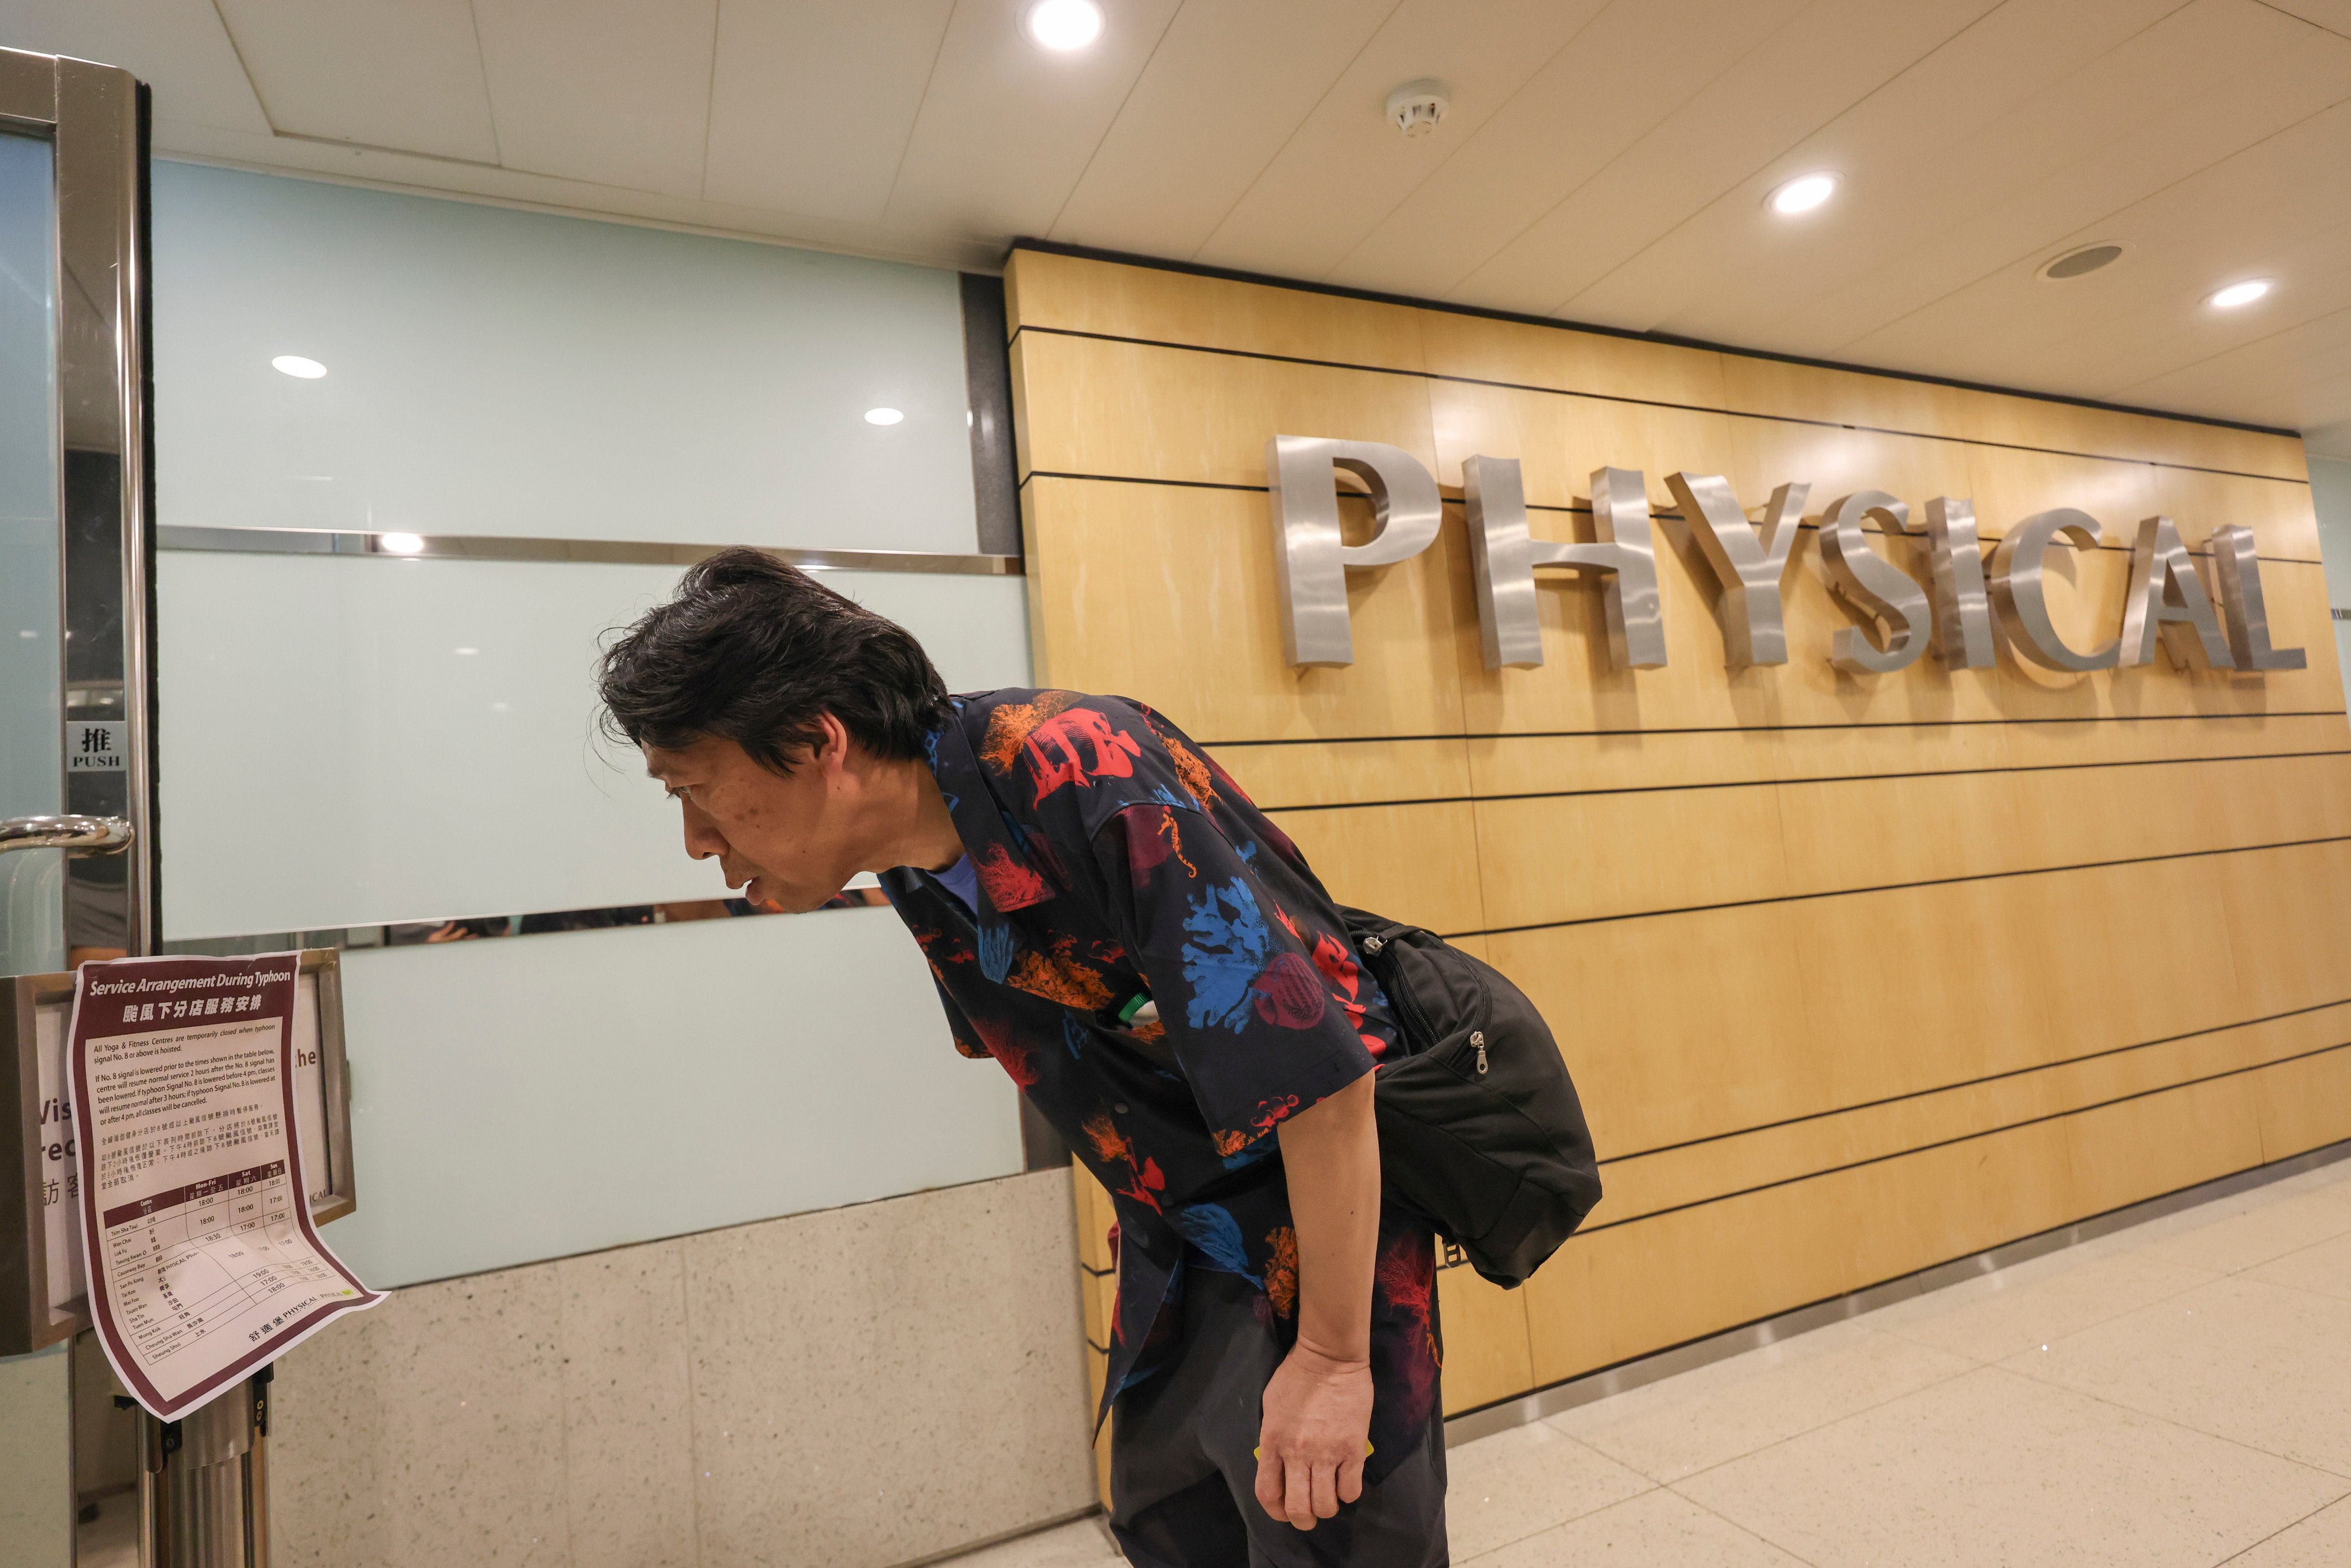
[69, 954, 380, 1419]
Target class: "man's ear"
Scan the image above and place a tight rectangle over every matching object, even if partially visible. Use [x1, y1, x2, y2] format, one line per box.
[813, 713, 854, 778]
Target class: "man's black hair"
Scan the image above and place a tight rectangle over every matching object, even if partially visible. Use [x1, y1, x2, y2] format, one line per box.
[596, 545, 950, 771]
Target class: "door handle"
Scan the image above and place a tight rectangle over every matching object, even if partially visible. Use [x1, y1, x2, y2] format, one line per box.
[0, 815, 135, 855]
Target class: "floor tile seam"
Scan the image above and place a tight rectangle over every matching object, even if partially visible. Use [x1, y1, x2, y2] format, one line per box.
[1445, 1471, 1666, 1561]
[1862, 1251, 2235, 1363]
[1528, 1417, 1674, 1476]
[549, 1275, 584, 1568]
[2201, 1219, 2351, 1282]
[1980, 1358, 2351, 1485]
[1657, 1476, 1829, 1568]
[1621, 1354, 1997, 1493]
[2214, 1492, 2351, 1566]
[2232, 1269, 2351, 1306]
[1448, 1422, 1663, 1552]
[676, 1244, 711, 1568]
[1525, 1319, 1911, 1430]
[1863, 1315, 2018, 1367]
[2133, 1186, 2345, 1239]
[1446, 1143, 2351, 1449]
[2056, 1221, 2249, 1269]
[2160, 1260, 2351, 1313]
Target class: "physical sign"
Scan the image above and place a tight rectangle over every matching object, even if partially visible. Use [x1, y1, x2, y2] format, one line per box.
[69, 954, 379, 1419]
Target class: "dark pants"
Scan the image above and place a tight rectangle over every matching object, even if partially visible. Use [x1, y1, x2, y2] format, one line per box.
[1107, 1268, 1448, 1568]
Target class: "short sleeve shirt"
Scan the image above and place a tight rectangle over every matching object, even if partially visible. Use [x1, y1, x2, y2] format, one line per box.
[879, 690, 1442, 1476]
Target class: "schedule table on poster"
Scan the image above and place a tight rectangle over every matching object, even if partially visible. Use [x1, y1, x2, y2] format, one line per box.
[72, 954, 379, 1419]
[100, 1158, 351, 1368]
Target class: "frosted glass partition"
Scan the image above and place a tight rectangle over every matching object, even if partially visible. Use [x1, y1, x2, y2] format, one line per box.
[150, 162, 981, 553]
[158, 554, 1030, 938]
[330, 906, 1022, 1287]
[2313, 457, 2351, 707]
[0, 130, 64, 978]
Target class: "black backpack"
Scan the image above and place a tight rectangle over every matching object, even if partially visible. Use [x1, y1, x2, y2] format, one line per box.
[1341, 905, 1603, 1289]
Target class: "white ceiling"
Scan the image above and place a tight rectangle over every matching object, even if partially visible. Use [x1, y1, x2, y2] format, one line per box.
[9, 0, 2351, 451]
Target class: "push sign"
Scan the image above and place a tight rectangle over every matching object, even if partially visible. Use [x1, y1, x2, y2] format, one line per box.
[66, 721, 126, 773]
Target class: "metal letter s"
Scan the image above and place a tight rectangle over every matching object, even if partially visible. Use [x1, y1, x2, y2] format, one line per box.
[1817, 491, 1931, 673]
[1266, 435, 1444, 667]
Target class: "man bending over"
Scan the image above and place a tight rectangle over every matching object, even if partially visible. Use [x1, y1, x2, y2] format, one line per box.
[598, 548, 1445, 1567]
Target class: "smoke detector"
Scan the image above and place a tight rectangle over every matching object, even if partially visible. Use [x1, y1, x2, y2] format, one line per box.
[1386, 80, 1449, 139]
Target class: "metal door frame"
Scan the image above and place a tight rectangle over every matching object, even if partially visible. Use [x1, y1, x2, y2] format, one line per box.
[0, 46, 155, 962]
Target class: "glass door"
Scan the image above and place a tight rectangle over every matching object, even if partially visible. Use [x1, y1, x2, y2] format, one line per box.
[0, 48, 153, 1567]
[0, 124, 64, 980]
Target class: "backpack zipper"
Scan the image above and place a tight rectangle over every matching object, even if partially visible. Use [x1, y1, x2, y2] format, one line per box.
[1359, 929, 1477, 1070]
[1357, 932, 1433, 1047]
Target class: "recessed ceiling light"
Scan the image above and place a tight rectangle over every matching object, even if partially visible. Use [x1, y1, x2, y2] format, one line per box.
[1023, 0, 1104, 51]
[864, 406, 905, 426]
[2040, 243, 2123, 281]
[1767, 173, 1839, 216]
[2208, 279, 2272, 310]
[377, 531, 425, 556]
[453, 647, 479, 656]
[272, 355, 327, 379]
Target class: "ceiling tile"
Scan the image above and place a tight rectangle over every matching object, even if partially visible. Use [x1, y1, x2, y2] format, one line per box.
[1960, 115, 2351, 397]
[2123, 309, 2351, 433]
[149, 117, 1002, 271]
[879, 0, 1184, 244]
[1448, 0, 2004, 321]
[1045, 0, 1394, 258]
[2264, 0, 2351, 41]
[701, 0, 955, 223]
[0, 0, 273, 133]
[2291, 405, 2351, 456]
[1555, 0, 2185, 339]
[1830, 36, 2351, 385]
[1307, 0, 1809, 303]
[1738, 0, 2331, 359]
[20, 0, 2351, 440]
[1189, 0, 1616, 281]
[471, 0, 717, 197]
[214, 0, 500, 162]
[2122, 292, 2351, 401]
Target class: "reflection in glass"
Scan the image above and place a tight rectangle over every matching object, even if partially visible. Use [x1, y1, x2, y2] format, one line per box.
[157, 553, 1029, 940]
[153, 163, 980, 553]
[0, 130, 64, 978]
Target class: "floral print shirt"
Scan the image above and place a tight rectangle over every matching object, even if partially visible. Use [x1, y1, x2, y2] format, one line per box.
[879, 690, 1442, 1477]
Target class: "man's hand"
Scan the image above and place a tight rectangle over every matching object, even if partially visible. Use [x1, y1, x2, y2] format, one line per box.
[1254, 1338, 1374, 1529]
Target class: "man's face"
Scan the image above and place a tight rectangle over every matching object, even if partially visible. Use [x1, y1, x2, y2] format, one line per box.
[642, 728, 864, 913]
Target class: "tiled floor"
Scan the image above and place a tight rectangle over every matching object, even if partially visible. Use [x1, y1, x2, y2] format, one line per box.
[940, 1156, 2351, 1567]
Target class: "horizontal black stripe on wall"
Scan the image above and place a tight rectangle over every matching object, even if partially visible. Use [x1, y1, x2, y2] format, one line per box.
[1019, 468, 2323, 565]
[1576, 1036, 2351, 1239]
[1605, 996, 2351, 1168]
[1011, 323, 2304, 487]
[1254, 747, 2351, 816]
[1006, 238, 2298, 443]
[1200, 711, 2351, 751]
[1434, 833, 2351, 942]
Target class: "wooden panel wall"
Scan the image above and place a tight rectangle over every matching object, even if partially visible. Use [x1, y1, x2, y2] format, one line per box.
[1003, 249, 2351, 1470]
